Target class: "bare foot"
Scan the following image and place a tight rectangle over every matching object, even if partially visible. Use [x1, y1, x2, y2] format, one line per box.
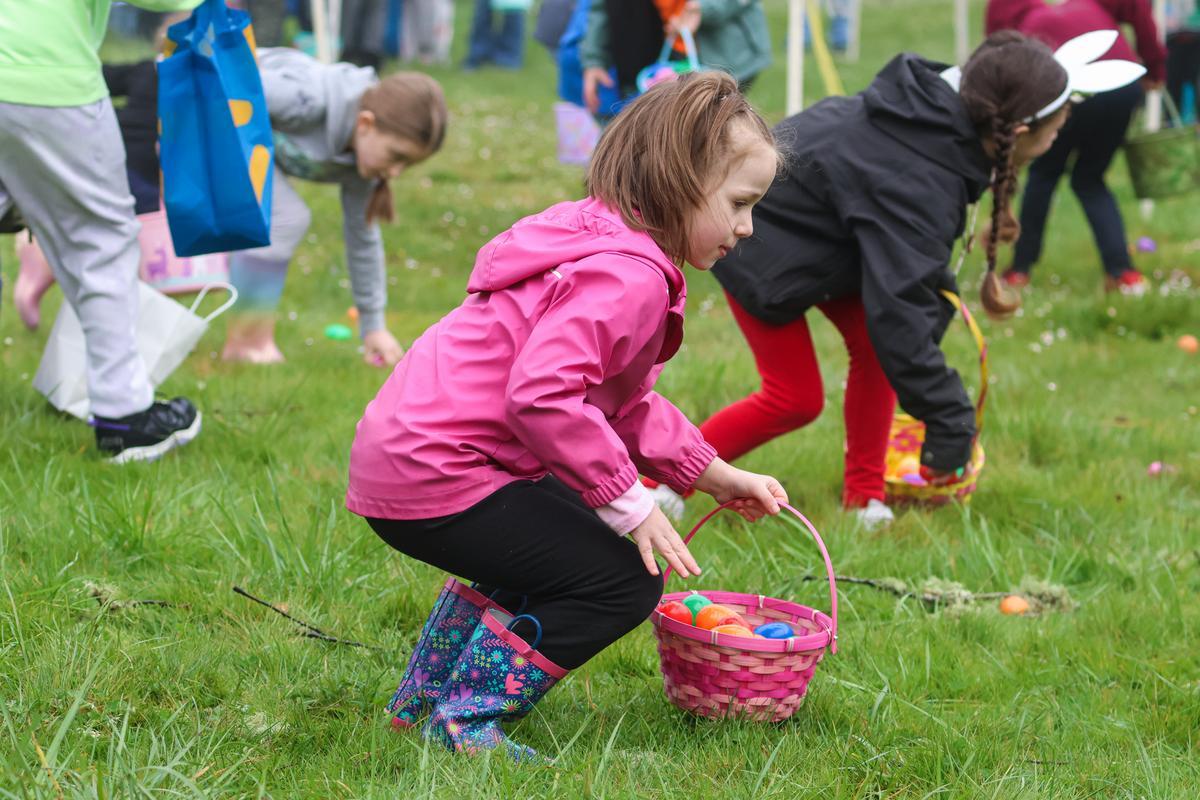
[221, 341, 285, 364]
[14, 234, 56, 331]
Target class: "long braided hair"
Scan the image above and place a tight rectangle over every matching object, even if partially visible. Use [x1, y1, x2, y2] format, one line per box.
[959, 32, 1067, 317]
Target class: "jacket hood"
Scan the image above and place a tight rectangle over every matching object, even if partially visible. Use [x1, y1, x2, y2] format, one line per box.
[863, 53, 993, 197]
[467, 197, 685, 300]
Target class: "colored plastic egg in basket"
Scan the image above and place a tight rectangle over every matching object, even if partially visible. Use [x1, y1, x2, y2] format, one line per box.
[681, 593, 712, 618]
[753, 622, 794, 639]
[658, 600, 693, 625]
[711, 623, 755, 637]
[695, 604, 747, 631]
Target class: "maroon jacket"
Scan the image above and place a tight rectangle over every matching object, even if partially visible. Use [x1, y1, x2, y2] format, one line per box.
[986, 0, 1166, 82]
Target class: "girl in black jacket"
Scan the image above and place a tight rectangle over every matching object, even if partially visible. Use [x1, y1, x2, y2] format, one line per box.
[695, 33, 1075, 527]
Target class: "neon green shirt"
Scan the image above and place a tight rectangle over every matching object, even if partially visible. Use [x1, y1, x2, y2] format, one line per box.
[0, 0, 200, 107]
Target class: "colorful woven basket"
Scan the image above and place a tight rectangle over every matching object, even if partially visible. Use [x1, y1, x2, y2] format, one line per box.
[884, 290, 987, 505]
[650, 502, 838, 722]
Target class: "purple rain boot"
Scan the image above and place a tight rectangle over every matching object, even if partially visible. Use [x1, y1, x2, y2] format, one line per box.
[387, 579, 519, 729]
[425, 609, 568, 762]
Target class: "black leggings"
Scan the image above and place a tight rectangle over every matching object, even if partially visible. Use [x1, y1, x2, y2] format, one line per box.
[367, 476, 663, 670]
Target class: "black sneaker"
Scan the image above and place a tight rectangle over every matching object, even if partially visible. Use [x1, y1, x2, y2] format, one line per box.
[92, 397, 202, 464]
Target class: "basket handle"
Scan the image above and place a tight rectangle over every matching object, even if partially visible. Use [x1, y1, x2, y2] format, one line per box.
[662, 501, 839, 654]
[1149, 89, 1186, 132]
[940, 289, 988, 434]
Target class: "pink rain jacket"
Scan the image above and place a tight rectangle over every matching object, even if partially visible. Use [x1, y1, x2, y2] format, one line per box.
[346, 197, 718, 520]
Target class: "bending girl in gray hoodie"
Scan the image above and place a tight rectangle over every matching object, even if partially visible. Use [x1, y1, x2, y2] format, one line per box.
[222, 48, 447, 367]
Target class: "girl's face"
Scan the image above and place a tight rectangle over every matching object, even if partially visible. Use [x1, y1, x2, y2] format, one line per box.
[353, 112, 432, 181]
[683, 124, 778, 270]
[1012, 105, 1070, 166]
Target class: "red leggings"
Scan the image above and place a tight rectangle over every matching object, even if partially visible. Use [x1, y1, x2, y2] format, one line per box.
[701, 293, 896, 508]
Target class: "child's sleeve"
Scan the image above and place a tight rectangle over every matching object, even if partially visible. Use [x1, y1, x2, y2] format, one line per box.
[609, 393, 716, 495]
[698, 0, 757, 26]
[340, 180, 388, 335]
[579, 0, 611, 69]
[505, 259, 682, 509]
[847, 177, 976, 473]
[1111, 0, 1168, 82]
[125, 0, 201, 10]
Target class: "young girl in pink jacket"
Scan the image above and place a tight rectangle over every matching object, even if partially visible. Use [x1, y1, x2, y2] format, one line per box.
[346, 72, 785, 761]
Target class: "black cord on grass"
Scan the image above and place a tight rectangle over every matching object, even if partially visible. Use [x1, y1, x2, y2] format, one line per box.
[232, 585, 379, 650]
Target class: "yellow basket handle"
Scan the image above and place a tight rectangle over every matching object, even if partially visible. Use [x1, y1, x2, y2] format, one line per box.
[939, 289, 988, 433]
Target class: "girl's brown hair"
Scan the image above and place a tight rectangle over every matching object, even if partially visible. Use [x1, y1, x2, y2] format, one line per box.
[586, 71, 778, 261]
[959, 31, 1067, 317]
[359, 72, 448, 224]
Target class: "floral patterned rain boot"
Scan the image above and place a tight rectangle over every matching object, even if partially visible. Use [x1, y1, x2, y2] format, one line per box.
[425, 609, 568, 762]
[388, 579, 519, 729]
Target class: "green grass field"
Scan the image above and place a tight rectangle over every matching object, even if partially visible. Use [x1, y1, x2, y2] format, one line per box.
[2, 0, 1198, 796]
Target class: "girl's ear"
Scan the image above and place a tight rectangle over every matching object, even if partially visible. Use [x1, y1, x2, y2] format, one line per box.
[1013, 123, 1031, 138]
[356, 109, 377, 133]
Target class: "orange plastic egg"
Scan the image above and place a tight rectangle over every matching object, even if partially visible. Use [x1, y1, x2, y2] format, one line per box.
[711, 624, 755, 637]
[347, 306, 360, 322]
[999, 595, 1030, 615]
[695, 604, 748, 630]
[1178, 334, 1198, 354]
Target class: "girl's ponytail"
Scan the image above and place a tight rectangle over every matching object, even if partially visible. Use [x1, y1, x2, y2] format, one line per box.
[959, 32, 1068, 318]
[980, 116, 1020, 318]
[367, 181, 395, 225]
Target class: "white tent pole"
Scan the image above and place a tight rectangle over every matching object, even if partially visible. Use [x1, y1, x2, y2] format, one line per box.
[328, 0, 343, 61]
[954, 0, 969, 64]
[787, 0, 806, 115]
[311, 0, 334, 63]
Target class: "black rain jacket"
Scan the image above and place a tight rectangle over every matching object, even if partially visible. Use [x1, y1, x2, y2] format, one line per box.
[712, 53, 993, 471]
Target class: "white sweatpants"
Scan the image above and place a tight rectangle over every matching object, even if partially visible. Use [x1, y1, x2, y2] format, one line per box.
[0, 99, 153, 419]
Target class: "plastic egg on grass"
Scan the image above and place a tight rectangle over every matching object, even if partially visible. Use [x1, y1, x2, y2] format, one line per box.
[1178, 334, 1198, 354]
[999, 595, 1030, 615]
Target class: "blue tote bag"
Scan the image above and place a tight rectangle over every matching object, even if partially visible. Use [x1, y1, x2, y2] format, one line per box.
[158, 0, 274, 257]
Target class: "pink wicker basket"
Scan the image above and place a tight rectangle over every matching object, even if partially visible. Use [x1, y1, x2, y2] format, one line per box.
[650, 502, 838, 722]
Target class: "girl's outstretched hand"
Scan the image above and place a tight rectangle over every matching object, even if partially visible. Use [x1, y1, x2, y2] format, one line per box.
[693, 458, 788, 522]
[630, 505, 701, 578]
[363, 329, 404, 368]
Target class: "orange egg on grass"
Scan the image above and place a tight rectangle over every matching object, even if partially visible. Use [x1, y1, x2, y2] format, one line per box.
[999, 595, 1030, 615]
[694, 604, 749, 630]
[1178, 334, 1198, 354]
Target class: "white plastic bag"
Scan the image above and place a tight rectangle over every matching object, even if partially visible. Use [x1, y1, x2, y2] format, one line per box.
[32, 282, 236, 420]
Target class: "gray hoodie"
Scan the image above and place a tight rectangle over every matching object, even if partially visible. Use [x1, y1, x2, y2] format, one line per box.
[257, 47, 387, 335]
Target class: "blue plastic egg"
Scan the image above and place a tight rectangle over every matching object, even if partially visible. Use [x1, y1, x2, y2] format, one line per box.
[753, 622, 794, 639]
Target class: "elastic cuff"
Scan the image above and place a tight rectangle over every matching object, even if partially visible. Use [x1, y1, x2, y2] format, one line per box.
[595, 480, 655, 535]
[580, 461, 641, 508]
[358, 307, 386, 336]
[919, 432, 973, 473]
[663, 439, 719, 495]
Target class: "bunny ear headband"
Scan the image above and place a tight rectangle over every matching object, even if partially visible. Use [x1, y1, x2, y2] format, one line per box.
[941, 30, 1147, 123]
